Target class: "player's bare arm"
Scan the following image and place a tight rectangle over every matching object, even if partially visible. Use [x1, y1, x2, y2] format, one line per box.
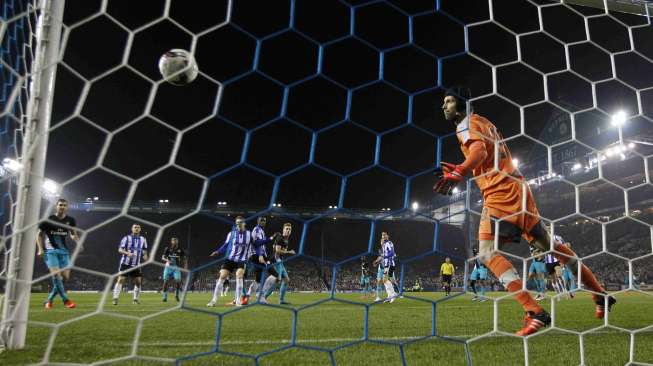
[372, 256, 382, 266]
[36, 230, 45, 257]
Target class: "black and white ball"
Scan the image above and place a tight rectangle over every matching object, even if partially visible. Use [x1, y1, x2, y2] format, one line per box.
[158, 49, 199, 86]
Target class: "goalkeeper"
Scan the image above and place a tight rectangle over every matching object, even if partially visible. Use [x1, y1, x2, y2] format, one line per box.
[434, 87, 615, 336]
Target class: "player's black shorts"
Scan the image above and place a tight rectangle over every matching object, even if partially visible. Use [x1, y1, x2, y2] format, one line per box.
[118, 263, 142, 278]
[442, 274, 452, 284]
[546, 262, 560, 275]
[384, 265, 396, 278]
[221, 260, 246, 273]
[247, 254, 279, 281]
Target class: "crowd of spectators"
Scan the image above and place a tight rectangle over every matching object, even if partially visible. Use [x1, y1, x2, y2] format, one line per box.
[22, 205, 652, 294]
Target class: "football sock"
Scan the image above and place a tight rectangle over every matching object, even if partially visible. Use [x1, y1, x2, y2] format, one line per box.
[279, 281, 288, 302]
[263, 275, 277, 298]
[212, 279, 223, 302]
[55, 277, 68, 302]
[47, 277, 59, 301]
[235, 278, 244, 304]
[558, 278, 568, 295]
[487, 254, 542, 314]
[384, 280, 396, 297]
[470, 280, 477, 294]
[247, 281, 258, 296]
[133, 285, 140, 301]
[113, 282, 122, 300]
[376, 282, 383, 298]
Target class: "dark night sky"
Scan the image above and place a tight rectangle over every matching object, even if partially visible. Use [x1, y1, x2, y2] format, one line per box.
[2, 0, 653, 276]
[42, 0, 653, 208]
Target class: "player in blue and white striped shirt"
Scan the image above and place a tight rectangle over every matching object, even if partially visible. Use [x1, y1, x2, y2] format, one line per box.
[207, 216, 253, 307]
[546, 235, 569, 299]
[112, 224, 149, 305]
[242, 216, 279, 305]
[554, 236, 576, 299]
[373, 232, 398, 303]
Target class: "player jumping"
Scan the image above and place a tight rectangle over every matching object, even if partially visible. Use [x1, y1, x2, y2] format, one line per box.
[242, 216, 279, 305]
[262, 223, 295, 305]
[435, 88, 615, 336]
[161, 236, 186, 302]
[207, 216, 252, 307]
[545, 251, 566, 300]
[37, 198, 79, 309]
[373, 232, 398, 303]
[112, 223, 148, 305]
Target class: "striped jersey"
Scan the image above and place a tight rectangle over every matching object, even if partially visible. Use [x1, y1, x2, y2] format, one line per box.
[381, 240, 395, 267]
[119, 235, 148, 267]
[545, 234, 565, 264]
[222, 229, 252, 263]
[251, 225, 267, 257]
[545, 253, 558, 264]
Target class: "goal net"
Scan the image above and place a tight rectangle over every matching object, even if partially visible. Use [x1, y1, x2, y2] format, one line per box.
[1, 0, 652, 365]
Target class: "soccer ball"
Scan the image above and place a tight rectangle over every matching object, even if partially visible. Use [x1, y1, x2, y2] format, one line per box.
[158, 49, 199, 86]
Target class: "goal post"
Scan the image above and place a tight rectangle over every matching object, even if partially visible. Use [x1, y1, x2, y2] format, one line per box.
[0, 0, 64, 350]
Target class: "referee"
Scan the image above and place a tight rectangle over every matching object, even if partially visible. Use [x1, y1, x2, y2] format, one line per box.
[440, 257, 455, 296]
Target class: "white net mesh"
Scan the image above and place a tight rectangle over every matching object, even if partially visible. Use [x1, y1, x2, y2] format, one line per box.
[0, 0, 652, 365]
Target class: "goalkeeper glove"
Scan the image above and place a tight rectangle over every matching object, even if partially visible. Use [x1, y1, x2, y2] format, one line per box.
[433, 162, 464, 195]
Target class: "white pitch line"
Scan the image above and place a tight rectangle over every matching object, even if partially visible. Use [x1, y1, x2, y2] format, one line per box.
[136, 336, 424, 347]
[36, 304, 487, 313]
[132, 329, 653, 347]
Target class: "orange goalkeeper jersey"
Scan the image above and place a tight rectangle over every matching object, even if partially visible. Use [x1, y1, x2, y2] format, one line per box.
[455, 114, 522, 209]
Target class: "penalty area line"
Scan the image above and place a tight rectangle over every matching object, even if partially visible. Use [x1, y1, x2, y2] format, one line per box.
[134, 329, 653, 347]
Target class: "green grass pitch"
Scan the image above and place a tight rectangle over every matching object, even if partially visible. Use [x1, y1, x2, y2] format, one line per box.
[1, 291, 652, 365]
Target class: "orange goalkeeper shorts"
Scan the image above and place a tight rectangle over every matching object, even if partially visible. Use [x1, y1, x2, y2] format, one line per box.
[478, 178, 541, 243]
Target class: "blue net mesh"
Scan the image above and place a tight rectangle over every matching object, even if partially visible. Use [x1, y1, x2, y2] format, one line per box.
[0, 0, 30, 234]
[1, 0, 653, 364]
